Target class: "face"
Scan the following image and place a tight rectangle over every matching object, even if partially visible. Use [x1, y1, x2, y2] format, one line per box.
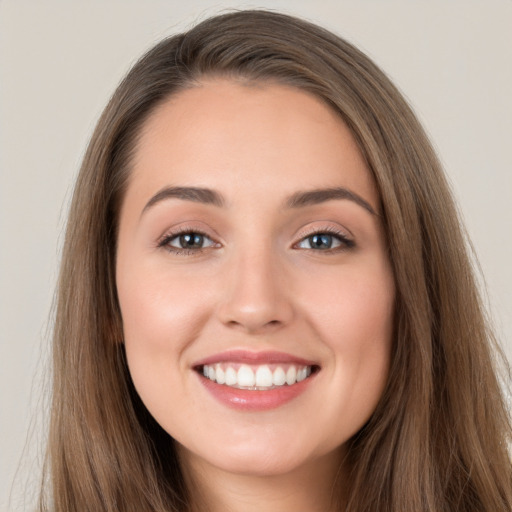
[116, 79, 395, 478]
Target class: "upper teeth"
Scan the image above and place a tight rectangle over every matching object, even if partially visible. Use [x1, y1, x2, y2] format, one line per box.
[202, 363, 312, 389]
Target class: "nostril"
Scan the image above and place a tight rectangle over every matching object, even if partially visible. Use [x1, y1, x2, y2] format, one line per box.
[224, 318, 283, 333]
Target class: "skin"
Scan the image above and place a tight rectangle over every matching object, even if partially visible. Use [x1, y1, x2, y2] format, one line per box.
[116, 79, 395, 512]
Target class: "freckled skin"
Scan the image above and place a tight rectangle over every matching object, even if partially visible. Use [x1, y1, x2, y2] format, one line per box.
[116, 80, 395, 500]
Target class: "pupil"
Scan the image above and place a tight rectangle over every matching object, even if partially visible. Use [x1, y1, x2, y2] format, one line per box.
[180, 233, 203, 248]
[310, 234, 332, 249]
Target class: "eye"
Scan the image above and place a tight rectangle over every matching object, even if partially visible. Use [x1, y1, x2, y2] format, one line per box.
[296, 231, 354, 251]
[170, 233, 213, 249]
[159, 230, 217, 254]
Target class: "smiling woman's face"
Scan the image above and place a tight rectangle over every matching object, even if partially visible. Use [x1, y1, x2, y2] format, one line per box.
[116, 80, 395, 478]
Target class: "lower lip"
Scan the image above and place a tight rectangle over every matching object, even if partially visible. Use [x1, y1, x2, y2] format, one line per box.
[197, 372, 317, 411]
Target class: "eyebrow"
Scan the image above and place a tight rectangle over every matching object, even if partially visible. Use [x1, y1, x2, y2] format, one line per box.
[141, 185, 377, 216]
[142, 186, 225, 214]
[285, 187, 377, 215]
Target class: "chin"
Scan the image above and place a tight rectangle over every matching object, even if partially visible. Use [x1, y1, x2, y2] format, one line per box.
[181, 433, 327, 478]
[211, 450, 310, 477]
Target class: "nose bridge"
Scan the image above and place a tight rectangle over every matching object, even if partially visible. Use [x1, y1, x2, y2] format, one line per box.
[218, 236, 292, 332]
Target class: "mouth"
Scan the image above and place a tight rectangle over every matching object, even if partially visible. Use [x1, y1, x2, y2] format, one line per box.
[197, 362, 319, 390]
[193, 350, 320, 411]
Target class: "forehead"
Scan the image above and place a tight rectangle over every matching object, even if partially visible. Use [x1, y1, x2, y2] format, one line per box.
[127, 79, 378, 211]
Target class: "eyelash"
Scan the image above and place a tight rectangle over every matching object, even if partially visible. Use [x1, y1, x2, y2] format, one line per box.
[157, 227, 355, 255]
[294, 227, 355, 253]
[157, 227, 217, 256]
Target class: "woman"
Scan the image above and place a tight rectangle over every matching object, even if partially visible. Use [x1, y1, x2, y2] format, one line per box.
[40, 10, 512, 512]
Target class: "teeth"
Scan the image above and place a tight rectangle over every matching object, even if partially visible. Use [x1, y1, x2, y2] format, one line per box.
[225, 366, 237, 386]
[201, 363, 314, 389]
[286, 366, 297, 385]
[272, 367, 286, 386]
[216, 365, 225, 384]
[297, 367, 307, 382]
[255, 365, 273, 387]
[237, 365, 255, 387]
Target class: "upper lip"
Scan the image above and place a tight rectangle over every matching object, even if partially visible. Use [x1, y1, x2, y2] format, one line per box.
[193, 350, 318, 368]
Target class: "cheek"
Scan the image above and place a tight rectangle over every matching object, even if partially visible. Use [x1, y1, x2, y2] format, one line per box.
[300, 258, 395, 345]
[298, 260, 394, 419]
[117, 265, 216, 423]
[116, 260, 215, 392]
[117, 261, 215, 348]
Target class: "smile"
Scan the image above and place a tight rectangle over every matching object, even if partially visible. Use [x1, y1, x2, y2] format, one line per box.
[194, 351, 320, 411]
[201, 363, 314, 390]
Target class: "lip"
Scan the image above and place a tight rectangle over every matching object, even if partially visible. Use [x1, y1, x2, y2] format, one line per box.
[193, 350, 320, 411]
[193, 349, 317, 367]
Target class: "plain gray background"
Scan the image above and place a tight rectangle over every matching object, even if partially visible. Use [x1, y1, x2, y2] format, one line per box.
[1, 1, 511, 509]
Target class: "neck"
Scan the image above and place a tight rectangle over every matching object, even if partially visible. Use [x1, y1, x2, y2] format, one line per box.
[179, 447, 347, 512]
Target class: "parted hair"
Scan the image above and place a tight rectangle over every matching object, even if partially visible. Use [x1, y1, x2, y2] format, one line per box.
[40, 10, 512, 512]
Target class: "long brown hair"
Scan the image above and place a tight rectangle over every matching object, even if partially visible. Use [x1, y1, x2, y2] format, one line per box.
[40, 10, 512, 511]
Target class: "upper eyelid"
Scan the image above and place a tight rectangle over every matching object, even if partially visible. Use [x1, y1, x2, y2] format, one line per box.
[157, 230, 218, 255]
[157, 224, 219, 246]
[293, 223, 353, 241]
[294, 230, 354, 248]
[167, 231, 214, 243]
[159, 233, 215, 249]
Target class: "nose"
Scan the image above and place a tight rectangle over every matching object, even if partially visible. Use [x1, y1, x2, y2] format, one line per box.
[216, 247, 294, 334]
